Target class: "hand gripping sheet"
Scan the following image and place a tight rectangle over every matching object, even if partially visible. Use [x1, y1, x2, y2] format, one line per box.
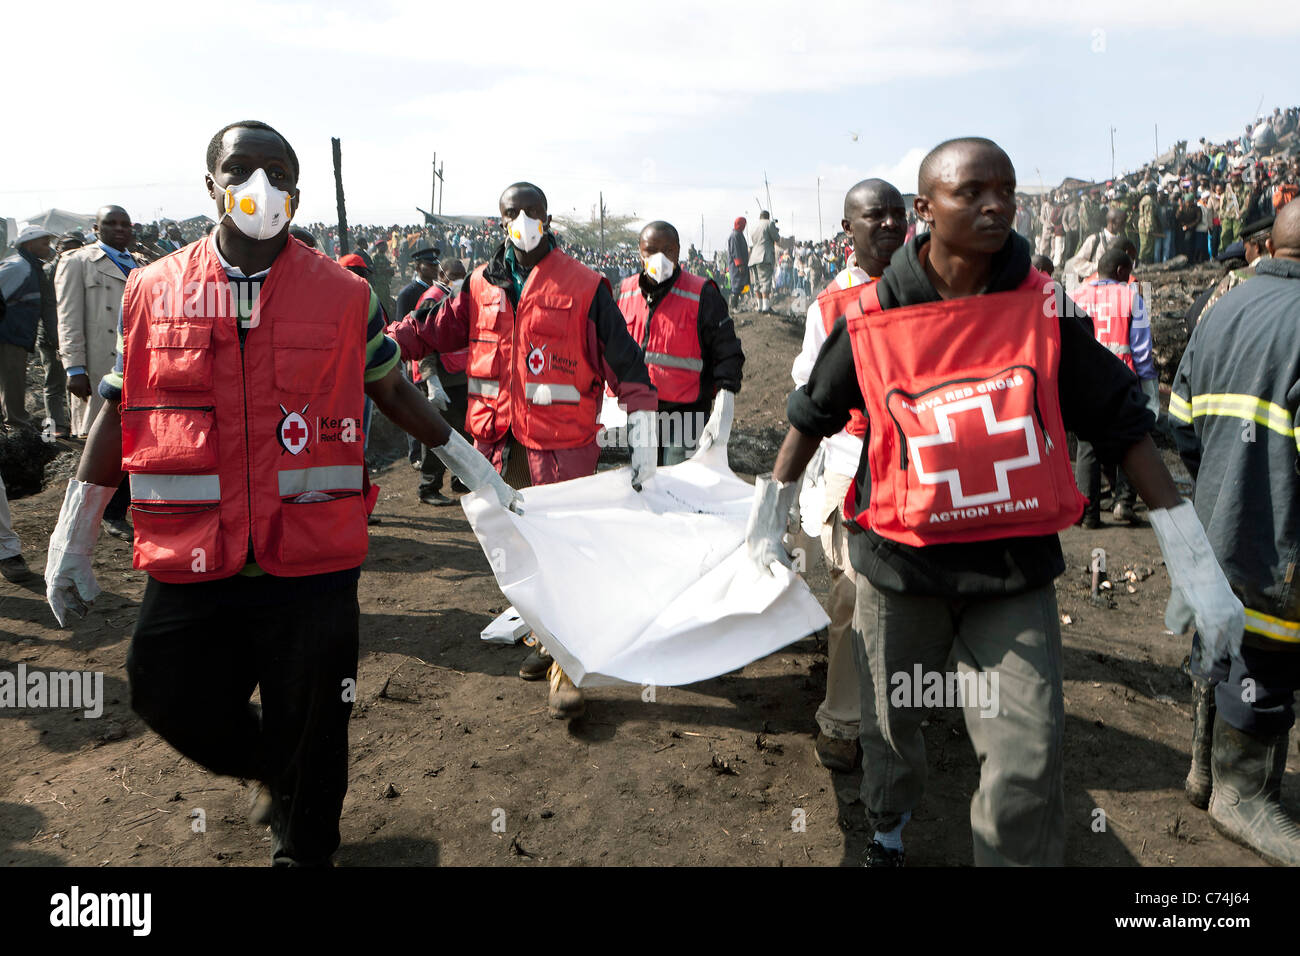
[460, 444, 830, 688]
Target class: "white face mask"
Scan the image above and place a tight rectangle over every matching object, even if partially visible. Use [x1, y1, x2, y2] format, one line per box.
[506, 211, 545, 253]
[215, 168, 294, 241]
[449, 279, 464, 295]
[643, 251, 675, 283]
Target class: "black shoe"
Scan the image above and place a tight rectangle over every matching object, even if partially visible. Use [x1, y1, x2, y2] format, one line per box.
[450, 476, 469, 494]
[863, 840, 905, 867]
[1081, 513, 1103, 529]
[0, 555, 33, 584]
[419, 489, 453, 506]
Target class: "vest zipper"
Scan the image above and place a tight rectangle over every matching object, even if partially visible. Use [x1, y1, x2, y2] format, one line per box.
[121, 404, 216, 412]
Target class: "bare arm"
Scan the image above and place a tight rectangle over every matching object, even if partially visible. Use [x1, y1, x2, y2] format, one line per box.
[365, 365, 452, 448]
[1120, 434, 1182, 510]
[772, 427, 823, 484]
[76, 400, 126, 487]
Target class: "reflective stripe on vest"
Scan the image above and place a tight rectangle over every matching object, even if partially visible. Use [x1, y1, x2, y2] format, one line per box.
[131, 473, 220, 501]
[668, 285, 700, 303]
[1245, 608, 1300, 644]
[277, 464, 365, 497]
[468, 378, 500, 397]
[524, 381, 582, 404]
[1106, 343, 1133, 356]
[646, 351, 704, 371]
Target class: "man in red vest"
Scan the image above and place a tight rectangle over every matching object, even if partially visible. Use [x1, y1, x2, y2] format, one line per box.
[790, 178, 905, 773]
[615, 221, 744, 464]
[746, 137, 1242, 866]
[42, 120, 519, 867]
[1070, 245, 1160, 526]
[409, 182, 659, 719]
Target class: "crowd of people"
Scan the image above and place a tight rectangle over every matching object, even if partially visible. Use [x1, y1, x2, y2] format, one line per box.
[1022, 107, 1300, 277]
[1, 108, 1298, 871]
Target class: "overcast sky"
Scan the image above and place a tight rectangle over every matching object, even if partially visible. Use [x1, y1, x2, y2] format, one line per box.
[7, 0, 1300, 251]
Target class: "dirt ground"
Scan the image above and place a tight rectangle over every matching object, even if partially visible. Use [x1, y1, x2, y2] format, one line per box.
[0, 296, 1281, 868]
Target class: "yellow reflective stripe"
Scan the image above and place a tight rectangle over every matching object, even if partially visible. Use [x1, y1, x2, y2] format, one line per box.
[1168, 392, 1192, 423]
[1244, 608, 1300, 644]
[1186, 392, 1293, 439]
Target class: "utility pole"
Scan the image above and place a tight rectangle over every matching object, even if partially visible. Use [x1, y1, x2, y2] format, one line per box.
[437, 162, 445, 215]
[332, 137, 349, 255]
[1154, 124, 1159, 163]
[1110, 126, 1117, 180]
[599, 191, 605, 256]
[431, 153, 437, 215]
[816, 176, 822, 240]
[762, 171, 773, 213]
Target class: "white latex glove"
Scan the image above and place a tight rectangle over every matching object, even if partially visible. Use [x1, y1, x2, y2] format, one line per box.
[432, 431, 523, 513]
[45, 478, 116, 628]
[1149, 500, 1244, 671]
[627, 409, 658, 490]
[426, 372, 450, 412]
[745, 474, 799, 575]
[695, 389, 735, 455]
[1140, 377, 1161, 420]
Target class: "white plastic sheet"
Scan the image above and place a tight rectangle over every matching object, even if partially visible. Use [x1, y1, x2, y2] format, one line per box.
[460, 444, 830, 687]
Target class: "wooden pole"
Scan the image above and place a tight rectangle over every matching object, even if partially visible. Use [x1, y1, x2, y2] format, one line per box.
[437, 162, 445, 215]
[431, 153, 437, 215]
[332, 137, 349, 255]
[599, 191, 605, 256]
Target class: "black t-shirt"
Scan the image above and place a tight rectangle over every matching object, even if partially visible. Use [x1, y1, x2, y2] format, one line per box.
[787, 231, 1154, 597]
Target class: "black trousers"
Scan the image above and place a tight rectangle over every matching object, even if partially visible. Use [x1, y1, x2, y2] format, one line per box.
[420, 383, 469, 495]
[1196, 631, 1300, 737]
[126, 575, 359, 866]
[1073, 439, 1135, 515]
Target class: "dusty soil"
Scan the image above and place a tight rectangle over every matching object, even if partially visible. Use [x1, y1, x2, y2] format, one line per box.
[0, 288, 1281, 867]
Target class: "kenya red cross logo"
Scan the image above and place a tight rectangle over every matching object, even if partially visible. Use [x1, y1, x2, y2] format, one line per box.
[527, 344, 546, 376]
[909, 394, 1038, 507]
[277, 403, 311, 456]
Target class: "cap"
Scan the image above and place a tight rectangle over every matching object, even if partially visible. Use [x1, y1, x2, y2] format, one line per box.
[11, 224, 56, 247]
[410, 245, 441, 263]
[1240, 215, 1274, 240]
[338, 253, 368, 269]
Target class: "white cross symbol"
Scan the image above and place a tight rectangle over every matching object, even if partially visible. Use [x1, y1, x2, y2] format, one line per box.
[909, 394, 1039, 507]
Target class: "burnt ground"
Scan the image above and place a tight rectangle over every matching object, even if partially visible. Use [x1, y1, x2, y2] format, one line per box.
[0, 269, 1281, 867]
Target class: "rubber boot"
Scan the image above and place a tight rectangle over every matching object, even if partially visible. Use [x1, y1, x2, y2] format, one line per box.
[1185, 675, 1215, 810]
[1207, 715, 1300, 865]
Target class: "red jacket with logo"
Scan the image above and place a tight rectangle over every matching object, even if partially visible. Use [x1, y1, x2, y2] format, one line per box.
[843, 269, 1085, 546]
[119, 238, 372, 582]
[1070, 279, 1137, 372]
[464, 249, 604, 450]
[615, 272, 707, 404]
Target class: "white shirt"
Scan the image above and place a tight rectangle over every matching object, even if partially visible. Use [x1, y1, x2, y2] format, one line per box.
[792, 262, 872, 478]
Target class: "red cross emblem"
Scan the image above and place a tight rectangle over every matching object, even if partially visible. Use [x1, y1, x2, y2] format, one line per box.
[907, 393, 1039, 507]
[527, 345, 546, 376]
[277, 403, 312, 456]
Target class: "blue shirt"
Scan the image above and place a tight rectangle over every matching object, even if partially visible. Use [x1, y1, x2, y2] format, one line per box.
[99, 242, 136, 277]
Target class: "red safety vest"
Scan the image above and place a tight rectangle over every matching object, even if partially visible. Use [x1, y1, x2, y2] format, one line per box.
[1071, 280, 1136, 372]
[843, 268, 1085, 546]
[815, 276, 871, 439]
[415, 282, 469, 376]
[119, 237, 372, 582]
[465, 248, 604, 450]
[615, 272, 707, 404]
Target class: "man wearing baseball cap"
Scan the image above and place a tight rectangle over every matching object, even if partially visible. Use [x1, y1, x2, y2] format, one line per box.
[0, 224, 56, 429]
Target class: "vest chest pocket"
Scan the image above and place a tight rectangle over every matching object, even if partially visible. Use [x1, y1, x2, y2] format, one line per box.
[468, 331, 500, 379]
[147, 319, 214, 391]
[527, 294, 576, 338]
[273, 321, 337, 394]
[276, 491, 368, 565]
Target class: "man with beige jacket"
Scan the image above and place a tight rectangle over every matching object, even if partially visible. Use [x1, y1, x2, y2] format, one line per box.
[55, 205, 136, 537]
